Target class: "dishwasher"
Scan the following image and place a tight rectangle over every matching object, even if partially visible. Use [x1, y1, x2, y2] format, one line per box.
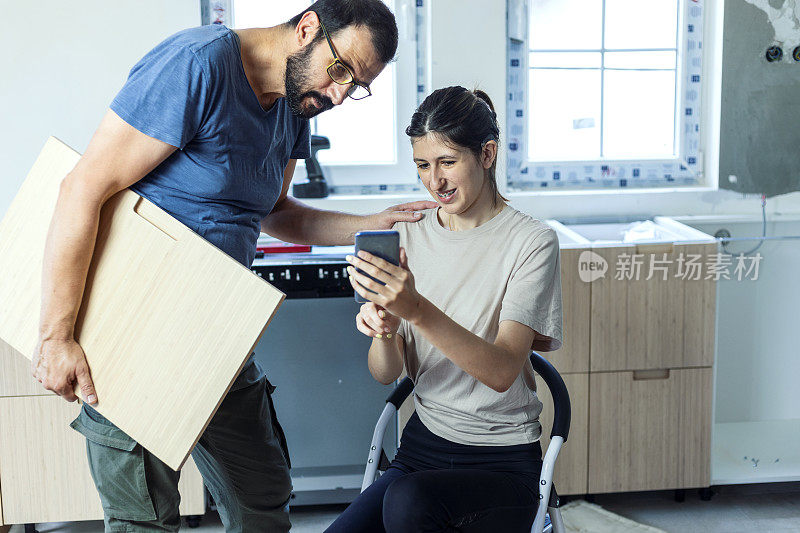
[250, 247, 398, 506]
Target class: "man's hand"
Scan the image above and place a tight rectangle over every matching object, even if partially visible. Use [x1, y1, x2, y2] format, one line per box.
[33, 338, 97, 404]
[366, 201, 438, 229]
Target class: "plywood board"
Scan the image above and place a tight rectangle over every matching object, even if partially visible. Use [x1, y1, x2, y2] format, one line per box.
[0, 138, 284, 470]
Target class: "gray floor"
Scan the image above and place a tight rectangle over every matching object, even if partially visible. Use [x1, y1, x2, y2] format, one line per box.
[8, 482, 800, 532]
[595, 482, 800, 533]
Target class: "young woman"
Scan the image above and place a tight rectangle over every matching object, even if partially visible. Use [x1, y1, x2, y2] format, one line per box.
[326, 86, 563, 533]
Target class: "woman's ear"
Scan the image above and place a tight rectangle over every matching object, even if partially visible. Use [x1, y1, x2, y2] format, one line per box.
[481, 140, 498, 169]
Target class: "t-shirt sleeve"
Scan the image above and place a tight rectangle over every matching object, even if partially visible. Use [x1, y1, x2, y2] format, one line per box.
[110, 44, 208, 149]
[290, 119, 312, 160]
[500, 227, 563, 352]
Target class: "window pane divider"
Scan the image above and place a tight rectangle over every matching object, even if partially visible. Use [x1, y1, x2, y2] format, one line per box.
[599, 0, 606, 158]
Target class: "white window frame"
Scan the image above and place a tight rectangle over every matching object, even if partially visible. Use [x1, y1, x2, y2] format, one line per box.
[506, 0, 705, 191]
[221, 0, 420, 195]
[317, 0, 421, 195]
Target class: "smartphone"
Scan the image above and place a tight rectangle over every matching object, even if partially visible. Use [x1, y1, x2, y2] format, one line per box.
[353, 230, 400, 303]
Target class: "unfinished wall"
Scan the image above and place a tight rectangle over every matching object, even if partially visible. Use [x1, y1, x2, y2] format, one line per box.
[719, 0, 800, 197]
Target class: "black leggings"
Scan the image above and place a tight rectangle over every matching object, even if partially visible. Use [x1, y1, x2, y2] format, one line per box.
[324, 412, 543, 533]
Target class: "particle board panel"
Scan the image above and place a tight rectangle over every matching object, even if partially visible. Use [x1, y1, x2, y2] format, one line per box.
[0, 138, 284, 470]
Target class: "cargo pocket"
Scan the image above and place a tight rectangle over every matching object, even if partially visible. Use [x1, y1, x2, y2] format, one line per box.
[264, 378, 292, 470]
[70, 405, 158, 522]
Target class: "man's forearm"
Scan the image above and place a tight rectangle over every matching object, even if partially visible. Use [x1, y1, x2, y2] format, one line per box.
[39, 178, 103, 341]
[261, 196, 370, 246]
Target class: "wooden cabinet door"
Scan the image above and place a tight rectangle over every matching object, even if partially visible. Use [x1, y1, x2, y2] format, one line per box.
[590, 243, 716, 372]
[0, 396, 204, 525]
[546, 250, 590, 374]
[537, 373, 588, 495]
[588, 368, 711, 493]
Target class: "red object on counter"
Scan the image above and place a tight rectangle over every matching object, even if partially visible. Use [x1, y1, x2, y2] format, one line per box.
[256, 242, 312, 254]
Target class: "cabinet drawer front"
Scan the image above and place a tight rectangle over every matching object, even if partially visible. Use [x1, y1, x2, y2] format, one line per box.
[588, 368, 711, 493]
[590, 243, 716, 372]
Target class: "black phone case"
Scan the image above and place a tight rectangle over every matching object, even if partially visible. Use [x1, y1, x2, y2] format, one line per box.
[353, 231, 400, 303]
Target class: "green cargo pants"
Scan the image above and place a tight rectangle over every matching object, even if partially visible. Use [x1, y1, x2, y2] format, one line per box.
[70, 358, 293, 532]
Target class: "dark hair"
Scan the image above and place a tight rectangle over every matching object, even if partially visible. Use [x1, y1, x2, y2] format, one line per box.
[406, 86, 506, 205]
[286, 0, 398, 64]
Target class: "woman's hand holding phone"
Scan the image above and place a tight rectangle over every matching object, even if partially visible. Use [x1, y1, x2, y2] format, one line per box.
[355, 302, 401, 339]
[346, 247, 423, 324]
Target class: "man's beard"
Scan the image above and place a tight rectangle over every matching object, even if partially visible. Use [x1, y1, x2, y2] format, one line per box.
[285, 45, 335, 119]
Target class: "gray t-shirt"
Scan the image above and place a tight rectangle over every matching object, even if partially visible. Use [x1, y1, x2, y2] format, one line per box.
[396, 205, 563, 446]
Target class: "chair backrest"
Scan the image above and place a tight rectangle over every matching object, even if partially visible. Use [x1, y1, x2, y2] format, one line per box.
[386, 376, 414, 409]
[529, 351, 571, 442]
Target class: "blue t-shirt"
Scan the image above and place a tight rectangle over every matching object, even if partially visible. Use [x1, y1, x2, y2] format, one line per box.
[111, 24, 311, 267]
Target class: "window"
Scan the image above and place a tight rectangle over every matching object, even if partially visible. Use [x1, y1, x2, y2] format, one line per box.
[231, 0, 419, 194]
[507, 0, 704, 190]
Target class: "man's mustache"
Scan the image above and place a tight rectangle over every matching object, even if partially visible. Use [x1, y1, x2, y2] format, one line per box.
[303, 91, 334, 115]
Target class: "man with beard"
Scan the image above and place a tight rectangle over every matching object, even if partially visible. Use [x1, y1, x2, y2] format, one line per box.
[32, 1, 433, 531]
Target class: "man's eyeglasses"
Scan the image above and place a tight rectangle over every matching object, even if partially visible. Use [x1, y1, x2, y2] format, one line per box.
[318, 16, 372, 100]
